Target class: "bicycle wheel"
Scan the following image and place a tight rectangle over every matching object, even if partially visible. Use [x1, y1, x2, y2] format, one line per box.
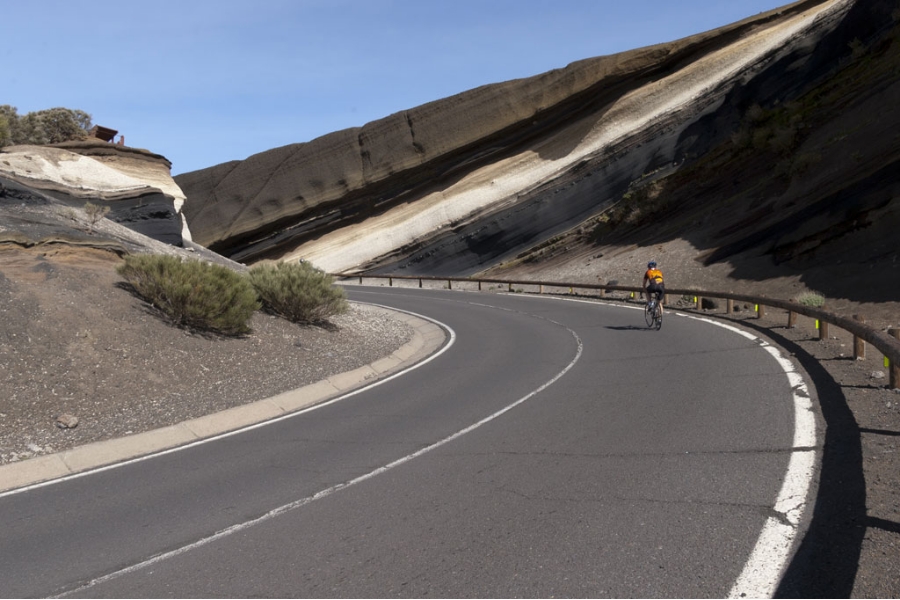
[654, 303, 663, 330]
[644, 302, 655, 328]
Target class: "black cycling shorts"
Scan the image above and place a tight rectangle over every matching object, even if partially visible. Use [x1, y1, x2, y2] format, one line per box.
[647, 282, 665, 302]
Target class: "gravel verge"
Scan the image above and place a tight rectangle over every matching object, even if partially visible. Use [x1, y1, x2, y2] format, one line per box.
[0, 246, 413, 464]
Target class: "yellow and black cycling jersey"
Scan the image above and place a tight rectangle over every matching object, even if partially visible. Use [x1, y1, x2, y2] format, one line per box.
[645, 268, 663, 284]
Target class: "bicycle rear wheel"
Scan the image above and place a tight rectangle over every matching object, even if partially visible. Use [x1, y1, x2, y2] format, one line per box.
[644, 303, 655, 328]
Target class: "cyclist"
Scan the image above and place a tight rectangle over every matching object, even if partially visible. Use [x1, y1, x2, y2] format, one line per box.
[643, 260, 665, 313]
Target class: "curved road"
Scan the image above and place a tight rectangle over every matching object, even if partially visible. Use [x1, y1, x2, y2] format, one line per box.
[0, 287, 818, 598]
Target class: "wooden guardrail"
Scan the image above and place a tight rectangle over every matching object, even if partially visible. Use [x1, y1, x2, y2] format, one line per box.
[335, 273, 900, 389]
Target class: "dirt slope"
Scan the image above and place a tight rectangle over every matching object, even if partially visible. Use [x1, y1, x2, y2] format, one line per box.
[0, 184, 413, 464]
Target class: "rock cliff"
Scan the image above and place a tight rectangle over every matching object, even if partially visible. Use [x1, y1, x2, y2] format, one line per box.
[177, 0, 839, 265]
[0, 140, 191, 246]
[176, 0, 898, 317]
[482, 0, 900, 314]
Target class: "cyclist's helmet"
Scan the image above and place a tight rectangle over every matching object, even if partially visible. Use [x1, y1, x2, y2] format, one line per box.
[648, 261, 657, 269]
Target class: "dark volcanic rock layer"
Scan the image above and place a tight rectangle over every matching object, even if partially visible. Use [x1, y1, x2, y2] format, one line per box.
[484, 0, 900, 312]
[177, 0, 843, 270]
[0, 141, 188, 246]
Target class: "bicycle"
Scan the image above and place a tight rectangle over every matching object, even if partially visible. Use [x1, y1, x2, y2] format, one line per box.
[644, 296, 663, 330]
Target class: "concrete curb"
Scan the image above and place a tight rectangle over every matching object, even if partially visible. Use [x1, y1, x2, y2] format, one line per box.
[0, 306, 446, 495]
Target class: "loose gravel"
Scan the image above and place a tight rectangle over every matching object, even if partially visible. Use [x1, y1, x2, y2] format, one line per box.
[0, 246, 412, 464]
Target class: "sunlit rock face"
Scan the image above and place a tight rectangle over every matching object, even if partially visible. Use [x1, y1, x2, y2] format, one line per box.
[0, 140, 191, 246]
[177, 0, 878, 275]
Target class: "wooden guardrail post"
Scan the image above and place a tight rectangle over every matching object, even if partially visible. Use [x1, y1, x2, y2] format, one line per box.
[787, 310, 797, 328]
[389, 277, 393, 287]
[478, 281, 482, 291]
[359, 276, 363, 284]
[757, 304, 765, 319]
[508, 283, 513, 292]
[539, 285, 544, 294]
[696, 296, 702, 310]
[818, 318, 829, 341]
[890, 329, 900, 389]
[448, 279, 452, 290]
[418, 278, 423, 288]
[853, 315, 866, 359]
[727, 299, 734, 314]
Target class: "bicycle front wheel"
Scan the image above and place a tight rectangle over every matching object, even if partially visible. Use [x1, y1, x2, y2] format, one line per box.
[654, 304, 663, 330]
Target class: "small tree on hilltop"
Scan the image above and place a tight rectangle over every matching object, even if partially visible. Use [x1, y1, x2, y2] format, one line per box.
[0, 105, 92, 147]
[40, 107, 92, 144]
[0, 105, 18, 147]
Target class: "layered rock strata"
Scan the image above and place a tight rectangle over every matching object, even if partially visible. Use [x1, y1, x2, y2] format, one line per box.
[177, 0, 851, 274]
[0, 140, 191, 246]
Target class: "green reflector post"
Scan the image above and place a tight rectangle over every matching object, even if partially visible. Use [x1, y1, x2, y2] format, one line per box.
[815, 319, 820, 329]
[885, 356, 890, 368]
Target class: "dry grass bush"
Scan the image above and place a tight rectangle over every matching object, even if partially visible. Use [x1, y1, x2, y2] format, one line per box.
[117, 254, 260, 336]
[249, 261, 348, 324]
[83, 202, 110, 234]
[602, 180, 667, 230]
[795, 291, 826, 307]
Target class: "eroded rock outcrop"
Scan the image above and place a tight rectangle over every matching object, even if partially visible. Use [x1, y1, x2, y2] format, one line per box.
[0, 140, 191, 246]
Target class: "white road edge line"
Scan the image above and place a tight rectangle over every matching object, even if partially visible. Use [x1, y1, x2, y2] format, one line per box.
[55, 307, 584, 598]
[686, 315, 816, 599]
[2, 305, 453, 500]
[494, 293, 817, 597]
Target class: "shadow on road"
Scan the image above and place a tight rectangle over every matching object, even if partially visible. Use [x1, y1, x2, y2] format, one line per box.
[728, 321, 865, 598]
[605, 325, 658, 331]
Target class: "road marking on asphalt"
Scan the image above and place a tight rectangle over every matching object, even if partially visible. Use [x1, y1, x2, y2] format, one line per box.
[684, 315, 817, 599]
[486, 293, 818, 597]
[53, 302, 584, 598]
[1, 305, 454, 500]
[43, 290, 814, 597]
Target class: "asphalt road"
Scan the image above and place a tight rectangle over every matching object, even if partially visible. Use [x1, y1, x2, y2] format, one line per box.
[0, 287, 818, 598]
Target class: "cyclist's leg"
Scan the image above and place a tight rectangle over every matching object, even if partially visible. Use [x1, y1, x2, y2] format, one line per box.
[647, 283, 661, 313]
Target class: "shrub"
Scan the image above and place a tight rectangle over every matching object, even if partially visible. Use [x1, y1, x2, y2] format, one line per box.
[768, 125, 798, 155]
[0, 114, 9, 147]
[248, 260, 348, 324]
[848, 38, 866, 59]
[795, 292, 825, 307]
[789, 152, 822, 178]
[117, 254, 260, 335]
[84, 202, 110, 233]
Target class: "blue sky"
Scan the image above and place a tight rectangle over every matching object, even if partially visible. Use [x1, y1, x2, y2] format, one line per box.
[6, 0, 791, 175]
